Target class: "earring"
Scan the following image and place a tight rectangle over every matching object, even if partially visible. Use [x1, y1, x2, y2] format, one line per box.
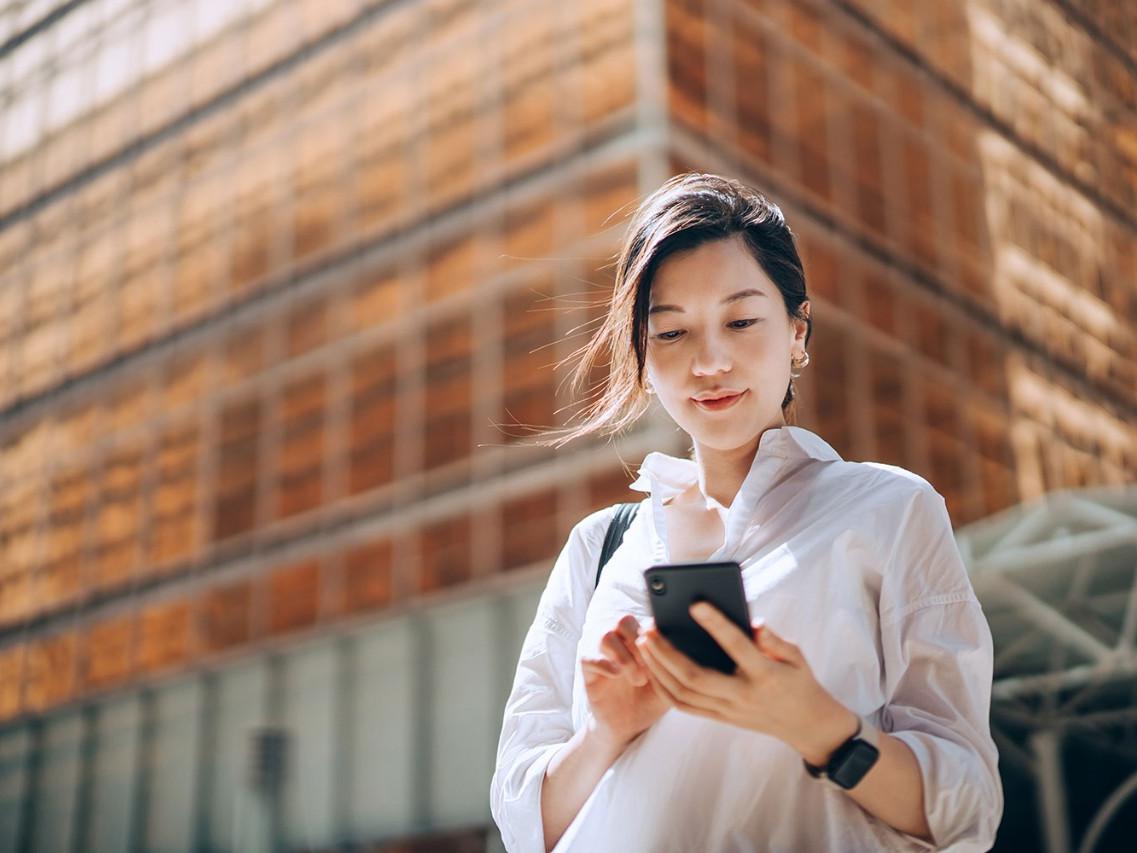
[644, 379, 656, 395]
[791, 351, 810, 370]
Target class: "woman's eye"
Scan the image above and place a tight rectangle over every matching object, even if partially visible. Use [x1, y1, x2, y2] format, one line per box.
[654, 320, 758, 341]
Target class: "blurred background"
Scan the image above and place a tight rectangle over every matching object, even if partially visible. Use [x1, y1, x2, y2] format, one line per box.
[0, 0, 1134, 850]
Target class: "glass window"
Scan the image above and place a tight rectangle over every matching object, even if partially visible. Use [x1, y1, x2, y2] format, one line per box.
[205, 659, 268, 849]
[144, 679, 203, 851]
[30, 710, 83, 851]
[0, 724, 31, 847]
[87, 695, 142, 851]
[349, 619, 415, 839]
[280, 642, 338, 847]
[426, 599, 498, 828]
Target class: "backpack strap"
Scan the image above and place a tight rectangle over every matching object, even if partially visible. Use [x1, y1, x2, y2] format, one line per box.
[595, 502, 641, 587]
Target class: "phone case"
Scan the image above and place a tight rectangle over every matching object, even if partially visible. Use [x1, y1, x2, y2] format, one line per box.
[643, 561, 751, 674]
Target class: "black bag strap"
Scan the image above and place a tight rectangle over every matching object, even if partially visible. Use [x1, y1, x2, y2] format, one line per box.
[595, 502, 640, 587]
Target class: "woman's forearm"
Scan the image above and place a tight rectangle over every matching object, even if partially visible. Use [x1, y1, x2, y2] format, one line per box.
[799, 706, 932, 842]
[844, 732, 932, 841]
[540, 720, 629, 852]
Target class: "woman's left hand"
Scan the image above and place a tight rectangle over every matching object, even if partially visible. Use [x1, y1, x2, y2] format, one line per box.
[635, 601, 857, 764]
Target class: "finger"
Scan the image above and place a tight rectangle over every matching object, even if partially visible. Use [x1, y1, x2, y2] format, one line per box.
[616, 615, 642, 650]
[755, 624, 803, 666]
[601, 632, 635, 667]
[689, 602, 770, 677]
[616, 616, 651, 675]
[639, 654, 676, 708]
[581, 657, 620, 679]
[638, 637, 719, 716]
[601, 632, 646, 686]
[637, 629, 734, 703]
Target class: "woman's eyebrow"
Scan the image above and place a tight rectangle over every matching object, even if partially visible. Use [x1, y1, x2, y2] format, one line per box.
[648, 288, 767, 315]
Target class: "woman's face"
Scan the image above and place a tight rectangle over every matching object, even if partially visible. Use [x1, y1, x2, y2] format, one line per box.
[644, 235, 809, 452]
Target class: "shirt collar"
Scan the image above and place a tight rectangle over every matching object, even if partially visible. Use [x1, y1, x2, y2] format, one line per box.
[628, 425, 841, 504]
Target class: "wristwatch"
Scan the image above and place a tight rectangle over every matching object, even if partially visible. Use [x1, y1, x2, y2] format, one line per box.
[802, 713, 881, 790]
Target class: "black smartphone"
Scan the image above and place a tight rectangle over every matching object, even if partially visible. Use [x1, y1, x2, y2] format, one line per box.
[643, 561, 752, 674]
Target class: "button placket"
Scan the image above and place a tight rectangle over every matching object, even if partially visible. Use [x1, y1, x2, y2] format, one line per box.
[649, 488, 670, 563]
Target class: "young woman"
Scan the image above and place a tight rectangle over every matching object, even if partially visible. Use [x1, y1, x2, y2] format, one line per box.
[489, 173, 1002, 852]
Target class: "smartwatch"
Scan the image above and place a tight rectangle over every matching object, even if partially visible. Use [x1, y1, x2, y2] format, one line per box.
[802, 714, 881, 790]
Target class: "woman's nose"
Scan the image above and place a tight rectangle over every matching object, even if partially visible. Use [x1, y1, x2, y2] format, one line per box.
[691, 333, 732, 375]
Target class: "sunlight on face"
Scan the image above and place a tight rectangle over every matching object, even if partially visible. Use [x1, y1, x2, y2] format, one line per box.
[645, 235, 809, 452]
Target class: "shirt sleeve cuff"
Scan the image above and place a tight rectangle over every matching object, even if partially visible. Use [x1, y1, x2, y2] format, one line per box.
[493, 741, 566, 853]
[888, 729, 997, 853]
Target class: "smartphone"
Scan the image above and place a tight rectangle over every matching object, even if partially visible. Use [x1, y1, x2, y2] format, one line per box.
[643, 561, 752, 675]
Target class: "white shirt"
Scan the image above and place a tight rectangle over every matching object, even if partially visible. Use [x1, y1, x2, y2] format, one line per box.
[490, 425, 1003, 852]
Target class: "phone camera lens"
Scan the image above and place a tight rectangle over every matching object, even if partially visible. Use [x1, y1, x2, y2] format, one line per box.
[649, 577, 666, 594]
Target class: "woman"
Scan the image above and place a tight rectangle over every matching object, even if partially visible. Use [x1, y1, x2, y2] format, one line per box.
[489, 173, 1002, 852]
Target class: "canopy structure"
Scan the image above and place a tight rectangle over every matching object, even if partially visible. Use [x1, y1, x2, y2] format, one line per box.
[956, 485, 1137, 853]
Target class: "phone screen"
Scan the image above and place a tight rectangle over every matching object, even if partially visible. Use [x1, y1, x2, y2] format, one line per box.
[643, 561, 751, 674]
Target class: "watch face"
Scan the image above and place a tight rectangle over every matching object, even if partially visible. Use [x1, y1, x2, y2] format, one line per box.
[830, 740, 881, 790]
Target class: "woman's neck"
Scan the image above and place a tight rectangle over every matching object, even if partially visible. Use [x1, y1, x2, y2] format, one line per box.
[689, 421, 786, 510]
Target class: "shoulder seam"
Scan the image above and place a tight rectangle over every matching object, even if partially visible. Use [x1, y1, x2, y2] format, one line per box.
[881, 590, 977, 626]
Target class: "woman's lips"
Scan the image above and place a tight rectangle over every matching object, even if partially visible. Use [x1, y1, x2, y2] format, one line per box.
[692, 390, 747, 411]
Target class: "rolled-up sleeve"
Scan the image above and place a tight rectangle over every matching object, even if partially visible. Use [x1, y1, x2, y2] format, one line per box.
[490, 509, 608, 853]
[878, 487, 1004, 851]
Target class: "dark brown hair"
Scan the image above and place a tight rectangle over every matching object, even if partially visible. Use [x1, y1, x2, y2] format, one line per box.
[534, 172, 812, 449]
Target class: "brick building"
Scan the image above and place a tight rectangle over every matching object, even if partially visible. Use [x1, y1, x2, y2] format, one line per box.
[0, 0, 1134, 850]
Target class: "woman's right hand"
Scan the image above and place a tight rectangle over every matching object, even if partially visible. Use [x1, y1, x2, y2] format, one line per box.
[580, 615, 669, 748]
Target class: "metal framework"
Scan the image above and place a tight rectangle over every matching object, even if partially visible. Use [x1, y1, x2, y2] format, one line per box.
[957, 484, 1137, 853]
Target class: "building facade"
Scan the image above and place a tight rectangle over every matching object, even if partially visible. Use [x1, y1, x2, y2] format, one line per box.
[0, 0, 1134, 850]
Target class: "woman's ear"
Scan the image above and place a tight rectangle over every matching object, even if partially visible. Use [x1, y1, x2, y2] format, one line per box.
[794, 301, 810, 344]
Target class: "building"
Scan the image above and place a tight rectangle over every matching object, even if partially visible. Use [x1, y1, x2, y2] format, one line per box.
[0, 0, 1134, 849]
